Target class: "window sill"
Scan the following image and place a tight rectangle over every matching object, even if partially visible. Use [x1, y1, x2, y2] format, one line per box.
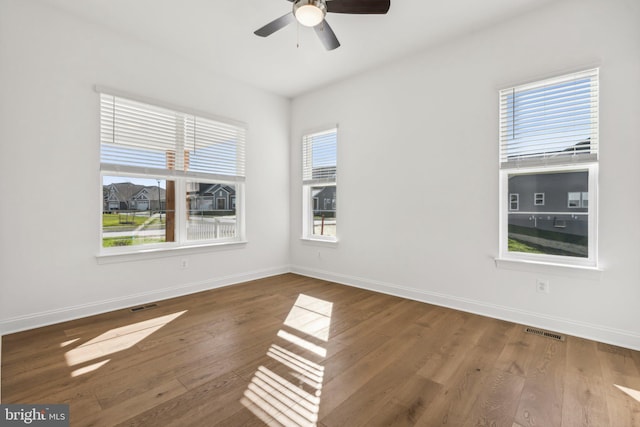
[494, 257, 602, 279]
[300, 237, 339, 247]
[96, 240, 247, 264]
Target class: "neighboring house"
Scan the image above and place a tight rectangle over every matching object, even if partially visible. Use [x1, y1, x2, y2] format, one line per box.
[130, 187, 166, 211]
[103, 182, 165, 212]
[187, 183, 236, 212]
[506, 138, 592, 163]
[312, 186, 336, 217]
[312, 166, 337, 181]
[508, 171, 588, 236]
[310, 165, 336, 217]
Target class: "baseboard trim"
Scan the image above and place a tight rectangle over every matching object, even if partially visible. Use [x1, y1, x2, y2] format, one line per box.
[291, 265, 640, 351]
[0, 265, 290, 335]
[3, 264, 638, 351]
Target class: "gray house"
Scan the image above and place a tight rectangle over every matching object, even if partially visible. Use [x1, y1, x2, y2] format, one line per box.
[311, 165, 336, 217]
[312, 186, 336, 217]
[187, 183, 236, 212]
[103, 182, 165, 212]
[508, 170, 588, 237]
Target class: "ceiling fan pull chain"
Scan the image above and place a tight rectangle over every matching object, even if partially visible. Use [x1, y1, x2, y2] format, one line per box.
[297, 21, 300, 48]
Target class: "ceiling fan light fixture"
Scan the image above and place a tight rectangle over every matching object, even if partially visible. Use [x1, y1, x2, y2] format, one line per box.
[293, 0, 327, 27]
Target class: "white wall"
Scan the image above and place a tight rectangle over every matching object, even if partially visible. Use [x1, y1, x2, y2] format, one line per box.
[0, 0, 291, 332]
[290, 0, 640, 350]
[1, 0, 638, 351]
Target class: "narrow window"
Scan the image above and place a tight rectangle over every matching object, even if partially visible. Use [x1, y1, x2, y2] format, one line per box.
[302, 128, 337, 241]
[509, 194, 519, 211]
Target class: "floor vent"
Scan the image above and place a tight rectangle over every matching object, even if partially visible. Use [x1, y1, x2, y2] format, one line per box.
[524, 327, 565, 342]
[130, 303, 158, 312]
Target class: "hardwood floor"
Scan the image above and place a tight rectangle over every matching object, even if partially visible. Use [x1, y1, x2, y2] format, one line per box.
[2, 273, 639, 426]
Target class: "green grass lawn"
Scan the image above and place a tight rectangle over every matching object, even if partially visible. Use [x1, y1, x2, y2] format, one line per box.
[102, 236, 165, 247]
[508, 237, 584, 257]
[508, 224, 587, 246]
[102, 213, 165, 227]
[102, 212, 167, 247]
[508, 239, 544, 254]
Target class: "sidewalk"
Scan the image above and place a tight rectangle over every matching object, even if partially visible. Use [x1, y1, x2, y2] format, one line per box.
[104, 213, 163, 238]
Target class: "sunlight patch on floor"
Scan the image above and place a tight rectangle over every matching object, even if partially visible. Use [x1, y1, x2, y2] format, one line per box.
[277, 329, 327, 357]
[71, 359, 110, 377]
[242, 294, 332, 426]
[267, 345, 324, 390]
[63, 310, 186, 375]
[614, 384, 640, 403]
[60, 338, 80, 348]
[284, 295, 333, 342]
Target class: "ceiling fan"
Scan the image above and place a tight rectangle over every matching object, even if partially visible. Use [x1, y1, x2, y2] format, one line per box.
[254, 0, 391, 51]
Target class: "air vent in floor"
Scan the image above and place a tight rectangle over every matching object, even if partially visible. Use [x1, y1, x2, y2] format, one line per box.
[524, 326, 565, 341]
[130, 303, 158, 312]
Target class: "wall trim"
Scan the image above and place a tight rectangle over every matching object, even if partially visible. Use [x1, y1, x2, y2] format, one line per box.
[0, 265, 290, 335]
[291, 265, 640, 351]
[3, 264, 638, 352]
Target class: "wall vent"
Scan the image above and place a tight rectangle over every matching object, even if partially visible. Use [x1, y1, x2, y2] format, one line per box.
[524, 326, 565, 341]
[130, 303, 158, 312]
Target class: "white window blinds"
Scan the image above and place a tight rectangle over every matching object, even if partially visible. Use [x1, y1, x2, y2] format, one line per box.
[302, 128, 337, 184]
[100, 93, 246, 180]
[499, 68, 598, 168]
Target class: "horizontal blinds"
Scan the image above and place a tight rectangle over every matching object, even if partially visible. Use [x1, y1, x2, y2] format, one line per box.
[302, 128, 337, 184]
[499, 69, 598, 168]
[100, 94, 245, 180]
[184, 117, 246, 177]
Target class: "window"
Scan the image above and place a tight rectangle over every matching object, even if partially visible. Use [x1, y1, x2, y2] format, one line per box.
[100, 91, 246, 252]
[568, 192, 581, 208]
[568, 191, 589, 208]
[302, 128, 337, 241]
[581, 191, 588, 208]
[553, 218, 567, 228]
[509, 194, 519, 211]
[499, 69, 598, 267]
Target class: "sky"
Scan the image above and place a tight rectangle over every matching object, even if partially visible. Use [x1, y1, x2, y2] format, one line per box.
[102, 175, 166, 189]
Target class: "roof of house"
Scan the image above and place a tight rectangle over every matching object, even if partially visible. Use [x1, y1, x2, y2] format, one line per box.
[104, 182, 165, 201]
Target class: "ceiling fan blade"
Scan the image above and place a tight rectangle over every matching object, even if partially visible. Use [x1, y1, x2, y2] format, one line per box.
[254, 13, 296, 37]
[314, 20, 340, 51]
[326, 0, 390, 14]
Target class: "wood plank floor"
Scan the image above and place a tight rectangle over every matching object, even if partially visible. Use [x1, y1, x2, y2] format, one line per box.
[2, 273, 639, 426]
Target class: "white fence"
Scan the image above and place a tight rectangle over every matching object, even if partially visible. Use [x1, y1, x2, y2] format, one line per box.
[187, 216, 236, 240]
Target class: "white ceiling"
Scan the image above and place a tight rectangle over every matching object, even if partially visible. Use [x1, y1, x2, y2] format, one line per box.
[38, 0, 554, 98]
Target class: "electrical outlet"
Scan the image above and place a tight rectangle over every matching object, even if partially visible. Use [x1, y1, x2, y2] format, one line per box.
[536, 279, 550, 294]
[181, 259, 189, 269]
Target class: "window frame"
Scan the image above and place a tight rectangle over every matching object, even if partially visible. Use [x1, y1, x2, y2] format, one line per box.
[498, 69, 599, 268]
[581, 192, 589, 208]
[98, 88, 246, 255]
[499, 164, 597, 267]
[509, 193, 520, 211]
[534, 193, 545, 206]
[301, 127, 338, 242]
[568, 192, 582, 208]
[100, 173, 245, 254]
